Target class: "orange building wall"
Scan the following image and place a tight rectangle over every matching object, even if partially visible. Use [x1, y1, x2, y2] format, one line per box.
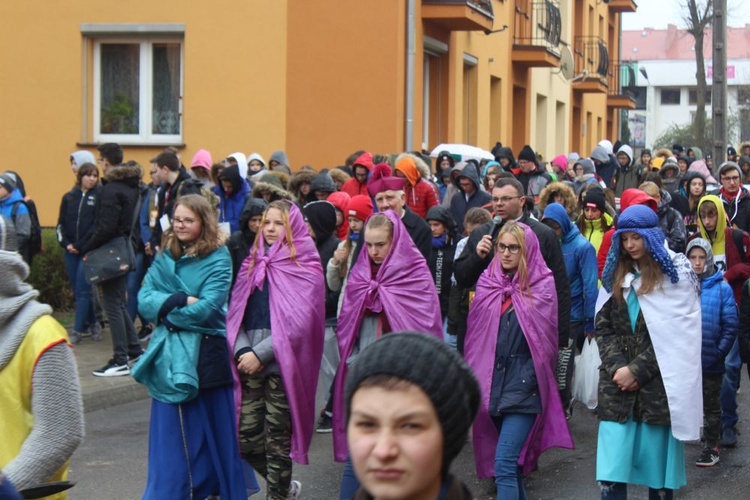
[286, 0, 406, 169]
[0, 1, 287, 226]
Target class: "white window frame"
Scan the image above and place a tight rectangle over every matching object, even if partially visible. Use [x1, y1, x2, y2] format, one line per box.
[92, 37, 184, 145]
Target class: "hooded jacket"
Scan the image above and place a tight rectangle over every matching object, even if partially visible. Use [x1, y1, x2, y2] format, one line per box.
[495, 146, 520, 175]
[690, 195, 750, 304]
[435, 150, 456, 179]
[680, 171, 707, 235]
[287, 170, 317, 206]
[80, 164, 142, 255]
[538, 181, 578, 218]
[718, 162, 750, 233]
[425, 205, 457, 317]
[516, 162, 552, 205]
[658, 160, 682, 194]
[214, 165, 250, 234]
[227, 152, 248, 181]
[70, 150, 96, 168]
[573, 158, 598, 195]
[268, 150, 290, 171]
[656, 189, 687, 253]
[341, 153, 373, 198]
[449, 165, 491, 235]
[303, 201, 340, 321]
[687, 146, 704, 160]
[578, 212, 613, 254]
[251, 175, 295, 203]
[614, 145, 642, 197]
[227, 198, 267, 284]
[310, 173, 337, 196]
[394, 153, 439, 218]
[685, 239, 738, 374]
[590, 146, 619, 189]
[543, 203, 598, 330]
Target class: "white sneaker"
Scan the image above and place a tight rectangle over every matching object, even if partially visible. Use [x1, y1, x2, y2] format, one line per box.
[286, 480, 302, 499]
[92, 359, 130, 377]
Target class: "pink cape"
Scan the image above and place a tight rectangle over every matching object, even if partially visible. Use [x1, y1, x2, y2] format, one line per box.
[332, 209, 443, 461]
[465, 223, 574, 478]
[226, 202, 325, 465]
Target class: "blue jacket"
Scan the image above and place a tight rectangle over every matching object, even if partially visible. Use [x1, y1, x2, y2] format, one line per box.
[213, 165, 250, 233]
[699, 270, 738, 374]
[134, 246, 232, 403]
[542, 203, 598, 330]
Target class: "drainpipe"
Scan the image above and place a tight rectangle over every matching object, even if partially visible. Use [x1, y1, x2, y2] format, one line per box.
[405, 0, 415, 151]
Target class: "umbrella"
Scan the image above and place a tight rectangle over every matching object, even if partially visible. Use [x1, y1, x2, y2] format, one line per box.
[430, 144, 495, 162]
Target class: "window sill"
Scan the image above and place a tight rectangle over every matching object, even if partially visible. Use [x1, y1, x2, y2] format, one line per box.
[76, 142, 186, 149]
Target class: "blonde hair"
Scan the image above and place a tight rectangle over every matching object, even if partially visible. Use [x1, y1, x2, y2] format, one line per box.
[494, 222, 530, 296]
[162, 194, 224, 259]
[247, 201, 297, 273]
[638, 181, 660, 199]
[364, 213, 393, 237]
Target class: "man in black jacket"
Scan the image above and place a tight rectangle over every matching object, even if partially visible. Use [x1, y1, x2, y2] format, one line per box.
[82, 143, 144, 377]
[150, 151, 202, 251]
[453, 177, 571, 348]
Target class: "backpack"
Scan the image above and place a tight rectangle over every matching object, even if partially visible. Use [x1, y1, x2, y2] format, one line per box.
[731, 228, 748, 263]
[11, 198, 43, 256]
[177, 179, 220, 217]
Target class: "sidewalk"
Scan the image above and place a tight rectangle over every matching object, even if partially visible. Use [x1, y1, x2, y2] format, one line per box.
[71, 329, 148, 413]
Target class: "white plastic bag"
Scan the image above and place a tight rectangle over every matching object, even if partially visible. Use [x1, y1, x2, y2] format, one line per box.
[572, 337, 601, 409]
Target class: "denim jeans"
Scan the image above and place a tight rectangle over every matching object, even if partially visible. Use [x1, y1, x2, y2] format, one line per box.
[339, 456, 359, 500]
[99, 274, 140, 365]
[599, 482, 673, 500]
[493, 413, 536, 500]
[65, 251, 95, 333]
[442, 316, 457, 350]
[126, 251, 146, 323]
[721, 339, 741, 429]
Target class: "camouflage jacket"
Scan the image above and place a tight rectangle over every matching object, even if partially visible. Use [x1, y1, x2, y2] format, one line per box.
[595, 294, 671, 426]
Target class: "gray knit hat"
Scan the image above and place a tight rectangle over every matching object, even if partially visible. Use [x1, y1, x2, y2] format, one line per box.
[345, 332, 480, 476]
[0, 216, 18, 252]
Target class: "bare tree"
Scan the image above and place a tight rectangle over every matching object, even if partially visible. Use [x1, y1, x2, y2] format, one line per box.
[683, 0, 713, 150]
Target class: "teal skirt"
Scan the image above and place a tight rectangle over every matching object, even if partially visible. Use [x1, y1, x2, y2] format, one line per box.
[596, 417, 686, 490]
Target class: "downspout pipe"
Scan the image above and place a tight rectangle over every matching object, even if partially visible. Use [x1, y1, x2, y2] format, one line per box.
[405, 0, 415, 151]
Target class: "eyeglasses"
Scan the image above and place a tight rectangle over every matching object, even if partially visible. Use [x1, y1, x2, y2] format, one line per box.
[173, 217, 197, 227]
[721, 176, 741, 183]
[491, 196, 521, 204]
[497, 243, 521, 254]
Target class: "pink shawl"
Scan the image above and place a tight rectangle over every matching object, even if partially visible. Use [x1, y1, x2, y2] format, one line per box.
[465, 223, 574, 478]
[332, 209, 443, 461]
[226, 202, 325, 465]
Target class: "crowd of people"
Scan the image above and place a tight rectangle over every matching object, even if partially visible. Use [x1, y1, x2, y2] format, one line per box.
[2, 137, 750, 499]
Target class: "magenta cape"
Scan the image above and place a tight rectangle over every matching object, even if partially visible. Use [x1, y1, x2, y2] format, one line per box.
[465, 223, 574, 478]
[226, 202, 325, 465]
[332, 209, 443, 461]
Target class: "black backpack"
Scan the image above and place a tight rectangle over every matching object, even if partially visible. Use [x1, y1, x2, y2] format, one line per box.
[11, 198, 43, 256]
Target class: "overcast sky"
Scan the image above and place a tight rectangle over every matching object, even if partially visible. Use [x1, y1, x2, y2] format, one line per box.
[621, 0, 750, 31]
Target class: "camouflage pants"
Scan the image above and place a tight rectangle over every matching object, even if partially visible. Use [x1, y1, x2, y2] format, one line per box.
[702, 372, 723, 448]
[239, 374, 292, 500]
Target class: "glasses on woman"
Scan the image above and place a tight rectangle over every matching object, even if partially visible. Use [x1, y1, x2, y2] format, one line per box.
[173, 217, 197, 227]
[497, 243, 521, 254]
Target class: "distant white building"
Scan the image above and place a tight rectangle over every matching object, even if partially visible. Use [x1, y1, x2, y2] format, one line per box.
[622, 24, 750, 151]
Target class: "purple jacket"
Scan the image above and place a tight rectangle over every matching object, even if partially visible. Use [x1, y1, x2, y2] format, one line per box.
[465, 223, 574, 478]
[226, 202, 325, 465]
[332, 210, 443, 461]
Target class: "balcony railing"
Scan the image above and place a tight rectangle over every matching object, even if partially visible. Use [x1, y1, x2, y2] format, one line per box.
[514, 1, 561, 49]
[422, 0, 494, 31]
[607, 60, 638, 108]
[512, 1, 562, 67]
[572, 36, 609, 93]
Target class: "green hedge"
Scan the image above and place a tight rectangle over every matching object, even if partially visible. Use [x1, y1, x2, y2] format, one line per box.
[28, 228, 74, 311]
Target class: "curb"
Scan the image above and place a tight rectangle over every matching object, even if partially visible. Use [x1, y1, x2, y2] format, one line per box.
[83, 381, 149, 413]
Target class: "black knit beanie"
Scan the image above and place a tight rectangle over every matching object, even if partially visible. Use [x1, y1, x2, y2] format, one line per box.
[583, 189, 606, 213]
[517, 145, 537, 164]
[345, 332, 480, 477]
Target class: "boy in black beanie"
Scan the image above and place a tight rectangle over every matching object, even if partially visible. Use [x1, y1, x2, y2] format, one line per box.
[345, 333, 480, 500]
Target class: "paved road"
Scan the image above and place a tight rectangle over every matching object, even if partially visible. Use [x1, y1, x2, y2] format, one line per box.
[69, 390, 750, 499]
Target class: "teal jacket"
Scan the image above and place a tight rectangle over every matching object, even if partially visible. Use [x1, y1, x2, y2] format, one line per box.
[133, 246, 232, 404]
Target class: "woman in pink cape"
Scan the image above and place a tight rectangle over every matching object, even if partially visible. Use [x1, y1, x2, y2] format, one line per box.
[465, 222, 573, 498]
[226, 200, 325, 500]
[333, 210, 443, 496]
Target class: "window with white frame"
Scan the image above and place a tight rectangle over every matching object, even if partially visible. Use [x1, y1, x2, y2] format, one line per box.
[93, 38, 183, 144]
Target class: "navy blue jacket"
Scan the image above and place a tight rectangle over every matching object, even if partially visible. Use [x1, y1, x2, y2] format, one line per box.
[57, 185, 100, 250]
[700, 270, 738, 373]
[450, 166, 491, 235]
[489, 307, 542, 415]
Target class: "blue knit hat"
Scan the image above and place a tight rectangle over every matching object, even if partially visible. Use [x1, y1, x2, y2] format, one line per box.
[601, 205, 678, 292]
